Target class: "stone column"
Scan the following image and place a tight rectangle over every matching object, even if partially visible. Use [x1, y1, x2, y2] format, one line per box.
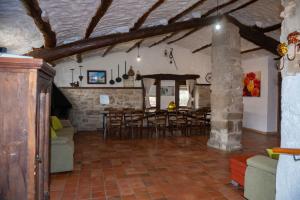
[276, 1, 300, 199]
[207, 18, 243, 151]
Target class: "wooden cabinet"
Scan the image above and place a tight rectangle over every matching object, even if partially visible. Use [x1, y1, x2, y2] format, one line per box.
[0, 57, 55, 200]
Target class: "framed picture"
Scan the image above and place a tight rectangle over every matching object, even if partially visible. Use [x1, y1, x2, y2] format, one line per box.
[243, 71, 261, 97]
[87, 70, 106, 84]
[160, 86, 175, 96]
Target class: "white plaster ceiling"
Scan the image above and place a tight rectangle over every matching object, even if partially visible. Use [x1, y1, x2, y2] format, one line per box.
[91, 0, 158, 37]
[0, 0, 43, 54]
[0, 0, 282, 58]
[39, 0, 102, 45]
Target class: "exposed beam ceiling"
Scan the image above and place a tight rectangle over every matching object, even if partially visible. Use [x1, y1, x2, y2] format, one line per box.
[27, 16, 218, 61]
[130, 0, 165, 31]
[149, 32, 178, 48]
[102, 45, 115, 57]
[126, 40, 144, 53]
[168, 0, 259, 44]
[85, 0, 113, 39]
[168, 0, 208, 24]
[27, 12, 280, 61]
[21, 0, 56, 48]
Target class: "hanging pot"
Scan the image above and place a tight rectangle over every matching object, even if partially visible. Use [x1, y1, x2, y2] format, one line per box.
[116, 64, 122, 82]
[109, 69, 115, 85]
[122, 61, 129, 79]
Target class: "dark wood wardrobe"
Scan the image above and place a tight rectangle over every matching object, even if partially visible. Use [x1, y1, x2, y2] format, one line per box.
[0, 57, 55, 200]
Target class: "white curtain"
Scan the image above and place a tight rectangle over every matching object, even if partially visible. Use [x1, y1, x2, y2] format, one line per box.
[186, 79, 196, 108]
[142, 78, 155, 108]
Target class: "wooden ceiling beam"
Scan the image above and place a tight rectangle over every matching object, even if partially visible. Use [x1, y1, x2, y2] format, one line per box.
[167, 28, 198, 44]
[226, 15, 279, 56]
[21, 0, 56, 48]
[85, 0, 113, 39]
[168, 0, 208, 24]
[192, 44, 212, 53]
[126, 40, 144, 53]
[102, 45, 115, 57]
[254, 23, 281, 33]
[241, 47, 263, 54]
[149, 32, 179, 47]
[130, 0, 165, 31]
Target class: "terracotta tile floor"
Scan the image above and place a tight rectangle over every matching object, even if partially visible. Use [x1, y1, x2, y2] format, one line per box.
[50, 130, 279, 200]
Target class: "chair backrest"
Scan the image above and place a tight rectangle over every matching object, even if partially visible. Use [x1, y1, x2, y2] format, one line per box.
[107, 111, 123, 126]
[154, 111, 167, 125]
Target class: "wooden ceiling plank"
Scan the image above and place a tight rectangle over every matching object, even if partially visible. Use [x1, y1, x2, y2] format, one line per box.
[241, 47, 263, 54]
[102, 45, 115, 57]
[126, 39, 144, 53]
[21, 0, 56, 48]
[192, 43, 212, 53]
[148, 32, 178, 47]
[130, 0, 165, 31]
[168, 0, 208, 24]
[85, 0, 113, 39]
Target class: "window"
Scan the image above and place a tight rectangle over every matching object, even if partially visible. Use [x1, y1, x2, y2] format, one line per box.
[149, 85, 156, 107]
[179, 85, 189, 106]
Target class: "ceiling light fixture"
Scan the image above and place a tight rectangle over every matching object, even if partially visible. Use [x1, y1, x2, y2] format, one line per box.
[136, 43, 141, 62]
[214, 0, 221, 31]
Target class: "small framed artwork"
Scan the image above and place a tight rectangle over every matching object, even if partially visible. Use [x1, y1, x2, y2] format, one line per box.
[161, 86, 175, 96]
[87, 70, 106, 84]
[243, 71, 261, 97]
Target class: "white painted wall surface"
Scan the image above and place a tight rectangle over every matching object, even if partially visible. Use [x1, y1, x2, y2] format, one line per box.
[242, 56, 278, 133]
[53, 44, 211, 87]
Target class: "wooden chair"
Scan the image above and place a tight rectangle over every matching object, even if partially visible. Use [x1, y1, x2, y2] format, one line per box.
[106, 111, 124, 139]
[124, 110, 144, 139]
[188, 109, 207, 135]
[149, 110, 168, 138]
[169, 110, 188, 136]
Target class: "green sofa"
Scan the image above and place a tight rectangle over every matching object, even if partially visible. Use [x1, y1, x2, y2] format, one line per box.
[50, 120, 75, 173]
[244, 155, 278, 200]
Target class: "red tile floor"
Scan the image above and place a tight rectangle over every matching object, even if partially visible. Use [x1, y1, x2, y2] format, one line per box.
[50, 130, 279, 200]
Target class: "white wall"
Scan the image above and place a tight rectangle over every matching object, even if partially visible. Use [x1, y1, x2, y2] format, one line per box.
[242, 56, 278, 133]
[53, 43, 211, 87]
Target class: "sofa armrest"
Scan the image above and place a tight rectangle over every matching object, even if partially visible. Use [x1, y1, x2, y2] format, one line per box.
[51, 136, 70, 145]
[247, 155, 278, 175]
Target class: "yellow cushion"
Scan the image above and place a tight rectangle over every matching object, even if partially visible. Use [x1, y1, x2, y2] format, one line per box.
[266, 149, 280, 160]
[51, 127, 57, 139]
[51, 116, 63, 130]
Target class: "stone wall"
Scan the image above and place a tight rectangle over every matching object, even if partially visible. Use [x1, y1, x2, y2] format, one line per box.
[61, 88, 143, 131]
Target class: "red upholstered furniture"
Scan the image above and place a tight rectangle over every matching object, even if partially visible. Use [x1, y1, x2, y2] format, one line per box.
[230, 154, 255, 187]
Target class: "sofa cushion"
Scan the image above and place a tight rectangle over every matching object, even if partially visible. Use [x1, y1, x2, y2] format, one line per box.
[51, 116, 63, 130]
[56, 127, 74, 140]
[247, 155, 278, 175]
[51, 136, 70, 144]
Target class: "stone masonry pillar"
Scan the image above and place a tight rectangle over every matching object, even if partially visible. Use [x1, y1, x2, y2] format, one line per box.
[207, 18, 243, 151]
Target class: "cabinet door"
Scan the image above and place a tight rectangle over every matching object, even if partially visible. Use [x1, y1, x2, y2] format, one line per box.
[35, 72, 52, 200]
